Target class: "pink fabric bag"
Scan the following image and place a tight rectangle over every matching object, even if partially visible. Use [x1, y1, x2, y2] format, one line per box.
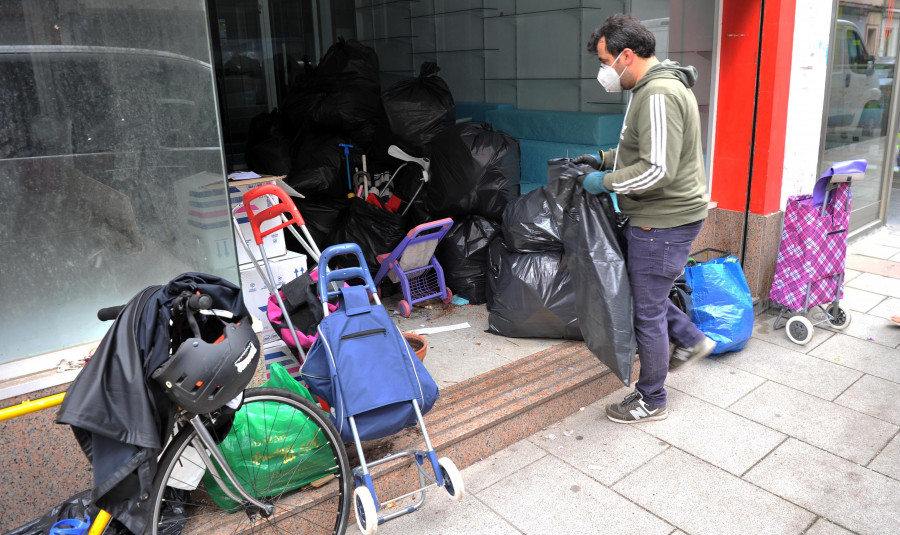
[769, 182, 851, 311]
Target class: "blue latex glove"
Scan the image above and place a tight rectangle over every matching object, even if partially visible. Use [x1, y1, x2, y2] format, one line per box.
[581, 171, 611, 195]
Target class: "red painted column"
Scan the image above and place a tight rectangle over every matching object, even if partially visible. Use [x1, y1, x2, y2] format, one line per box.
[711, 0, 795, 215]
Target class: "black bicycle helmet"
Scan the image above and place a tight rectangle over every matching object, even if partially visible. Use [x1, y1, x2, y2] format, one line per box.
[152, 317, 260, 414]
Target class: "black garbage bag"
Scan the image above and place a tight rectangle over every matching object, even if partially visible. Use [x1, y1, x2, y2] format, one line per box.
[434, 215, 500, 305]
[310, 87, 387, 150]
[245, 108, 293, 176]
[290, 195, 350, 251]
[7, 490, 98, 535]
[501, 184, 566, 254]
[669, 268, 694, 317]
[286, 134, 352, 197]
[427, 122, 521, 221]
[382, 62, 455, 152]
[327, 197, 406, 276]
[486, 236, 581, 339]
[280, 55, 322, 135]
[552, 162, 636, 386]
[315, 38, 381, 94]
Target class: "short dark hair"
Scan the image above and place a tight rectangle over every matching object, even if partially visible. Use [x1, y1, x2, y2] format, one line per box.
[587, 14, 656, 59]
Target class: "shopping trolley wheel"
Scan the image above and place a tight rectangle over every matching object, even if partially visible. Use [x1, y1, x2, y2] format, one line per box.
[353, 486, 378, 535]
[438, 457, 465, 502]
[398, 300, 411, 318]
[442, 288, 454, 305]
[826, 304, 851, 330]
[785, 316, 814, 345]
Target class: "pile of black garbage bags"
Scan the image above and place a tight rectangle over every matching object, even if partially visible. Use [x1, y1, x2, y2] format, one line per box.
[243, 38, 520, 277]
[487, 159, 636, 385]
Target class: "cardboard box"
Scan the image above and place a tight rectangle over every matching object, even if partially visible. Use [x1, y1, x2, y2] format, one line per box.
[173, 172, 287, 269]
[262, 340, 303, 381]
[240, 250, 307, 345]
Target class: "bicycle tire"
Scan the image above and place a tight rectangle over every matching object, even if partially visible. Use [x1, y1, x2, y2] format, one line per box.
[148, 387, 352, 535]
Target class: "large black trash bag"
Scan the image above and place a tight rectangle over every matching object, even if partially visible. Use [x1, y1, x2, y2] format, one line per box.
[427, 122, 521, 221]
[551, 161, 636, 386]
[382, 62, 455, 152]
[286, 134, 352, 197]
[315, 38, 381, 94]
[290, 195, 350, 251]
[310, 86, 387, 150]
[434, 215, 500, 305]
[501, 184, 566, 254]
[327, 197, 406, 276]
[245, 108, 293, 175]
[280, 55, 322, 135]
[485, 236, 581, 339]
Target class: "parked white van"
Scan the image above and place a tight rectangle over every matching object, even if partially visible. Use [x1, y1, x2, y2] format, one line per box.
[827, 19, 885, 144]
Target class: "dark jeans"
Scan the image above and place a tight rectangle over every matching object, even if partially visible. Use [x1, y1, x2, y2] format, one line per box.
[625, 220, 705, 408]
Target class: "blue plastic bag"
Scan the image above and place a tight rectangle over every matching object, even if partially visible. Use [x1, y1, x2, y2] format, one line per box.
[685, 253, 753, 354]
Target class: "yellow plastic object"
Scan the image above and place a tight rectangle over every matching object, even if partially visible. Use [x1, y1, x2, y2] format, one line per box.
[0, 392, 65, 422]
[87, 509, 112, 535]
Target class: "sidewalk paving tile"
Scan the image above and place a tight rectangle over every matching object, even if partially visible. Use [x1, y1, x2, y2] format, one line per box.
[752, 316, 834, 353]
[867, 433, 900, 480]
[730, 381, 898, 464]
[847, 242, 899, 260]
[846, 255, 900, 279]
[819, 311, 900, 348]
[460, 440, 547, 494]
[862, 230, 900, 248]
[833, 374, 900, 426]
[834, 286, 886, 313]
[612, 448, 814, 535]
[806, 519, 857, 535]
[527, 397, 669, 486]
[478, 455, 673, 535]
[636, 389, 785, 476]
[714, 338, 862, 401]
[745, 439, 900, 535]
[844, 267, 862, 283]
[866, 297, 900, 321]
[663, 356, 766, 408]
[377, 493, 522, 535]
[808, 334, 900, 383]
[846, 272, 900, 298]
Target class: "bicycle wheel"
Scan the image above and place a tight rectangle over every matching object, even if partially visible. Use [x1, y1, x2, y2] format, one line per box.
[149, 387, 352, 535]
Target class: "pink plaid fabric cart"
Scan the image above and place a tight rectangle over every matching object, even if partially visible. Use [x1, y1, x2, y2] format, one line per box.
[770, 159, 866, 345]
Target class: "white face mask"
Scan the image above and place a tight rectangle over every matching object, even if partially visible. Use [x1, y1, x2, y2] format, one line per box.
[597, 51, 626, 93]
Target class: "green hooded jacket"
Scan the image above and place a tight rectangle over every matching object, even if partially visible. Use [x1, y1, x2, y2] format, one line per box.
[599, 60, 708, 228]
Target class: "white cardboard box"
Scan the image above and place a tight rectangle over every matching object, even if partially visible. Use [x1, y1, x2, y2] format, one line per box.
[241, 250, 307, 345]
[262, 340, 303, 381]
[173, 172, 287, 269]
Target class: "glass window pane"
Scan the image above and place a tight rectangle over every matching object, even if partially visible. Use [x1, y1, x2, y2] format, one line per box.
[822, 3, 898, 232]
[0, 1, 234, 364]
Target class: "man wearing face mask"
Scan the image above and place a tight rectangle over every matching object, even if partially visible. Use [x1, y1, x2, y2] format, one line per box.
[574, 14, 715, 424]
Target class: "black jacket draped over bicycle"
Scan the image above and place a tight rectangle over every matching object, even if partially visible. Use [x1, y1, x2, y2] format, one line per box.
[56, 273, 250, 535]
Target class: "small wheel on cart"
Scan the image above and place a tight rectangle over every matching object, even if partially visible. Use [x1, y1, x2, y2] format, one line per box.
[442, 288, 454, 305]
[398, 300, 412, 318]
[826, 303, 851, 330]
[438, 457, 465, 502]
[353, 485, 378, 535]
[785, 316, 814, 345]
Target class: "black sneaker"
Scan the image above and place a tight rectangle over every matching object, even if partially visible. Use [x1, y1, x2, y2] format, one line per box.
[669, 336, 717, 371]
[606, 391, 668, 423]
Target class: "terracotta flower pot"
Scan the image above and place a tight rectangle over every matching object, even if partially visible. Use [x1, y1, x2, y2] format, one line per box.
[403, 332, 427, 362]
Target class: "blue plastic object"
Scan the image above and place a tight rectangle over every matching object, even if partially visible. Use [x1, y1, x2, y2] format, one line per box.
[50, 515, 90, 535]
[339, 143, 354, 191]
[685, 253, 754, 354]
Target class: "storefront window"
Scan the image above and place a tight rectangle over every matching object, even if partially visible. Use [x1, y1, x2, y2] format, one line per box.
[0, 1, 231, 366]
[822, 2, 900, 231]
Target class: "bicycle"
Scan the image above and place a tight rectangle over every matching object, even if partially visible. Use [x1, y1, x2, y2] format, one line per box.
[1, 283, 353, 535]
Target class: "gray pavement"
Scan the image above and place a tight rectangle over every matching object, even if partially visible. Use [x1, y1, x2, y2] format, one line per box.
[371, 228, 900, 535]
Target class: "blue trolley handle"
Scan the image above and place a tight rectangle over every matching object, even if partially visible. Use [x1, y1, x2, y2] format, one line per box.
[317, 243, 378, 302]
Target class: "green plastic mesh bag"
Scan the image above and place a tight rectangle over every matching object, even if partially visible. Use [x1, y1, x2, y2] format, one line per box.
[204, 363, 339, 509]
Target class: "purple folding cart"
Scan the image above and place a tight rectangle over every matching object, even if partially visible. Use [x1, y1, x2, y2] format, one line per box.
[769, 159, 866, 345]
[374, 218, 454, 318]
